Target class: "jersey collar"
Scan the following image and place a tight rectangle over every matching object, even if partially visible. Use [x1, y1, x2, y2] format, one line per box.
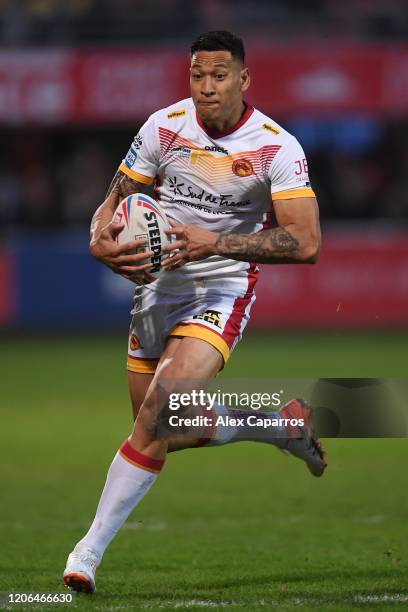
[195, 102, 254, 139]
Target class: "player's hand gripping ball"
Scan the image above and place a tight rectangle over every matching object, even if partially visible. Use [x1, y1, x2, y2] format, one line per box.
[112, 193, 171, 285]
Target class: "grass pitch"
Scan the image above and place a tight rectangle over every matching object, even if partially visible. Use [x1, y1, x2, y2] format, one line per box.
[0, 331, 408, 611]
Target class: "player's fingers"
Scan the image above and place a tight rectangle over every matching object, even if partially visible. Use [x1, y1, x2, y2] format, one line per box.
[123, 263, 153, 273]
[114, 238, 147, 255]
[166, 259, 186, 271]
[162, 240, 185, 253]
[161, 253, 183, 267]
[113, 251, 153, 266]
[162, 252, 188, 268]
[108, 222, 125, 238]
[164, 226, 184, 237]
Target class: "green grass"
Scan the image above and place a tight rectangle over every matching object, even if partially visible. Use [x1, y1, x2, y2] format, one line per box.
[0, 331, 407, 611]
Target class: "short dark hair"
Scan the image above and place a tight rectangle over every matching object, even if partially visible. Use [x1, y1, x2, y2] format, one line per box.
[190, 30, 245, 64]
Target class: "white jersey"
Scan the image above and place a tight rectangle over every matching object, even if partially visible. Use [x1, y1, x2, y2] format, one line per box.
[119, 97, 314, 293]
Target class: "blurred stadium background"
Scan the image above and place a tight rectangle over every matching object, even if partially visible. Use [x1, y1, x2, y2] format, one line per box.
[1, 2, 408, 608]
[0, 0, 408, 330]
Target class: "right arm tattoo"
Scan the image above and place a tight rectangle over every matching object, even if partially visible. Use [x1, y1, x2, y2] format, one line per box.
[105, 169, 151, 199]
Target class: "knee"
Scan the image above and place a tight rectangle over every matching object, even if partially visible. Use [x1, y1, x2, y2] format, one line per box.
[133, 386, 173, 438]
[133, 395, 158, 433]
[133, 385, 187, 443]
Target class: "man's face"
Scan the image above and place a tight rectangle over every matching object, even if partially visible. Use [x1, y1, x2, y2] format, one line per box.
[190, 50, 250, 126]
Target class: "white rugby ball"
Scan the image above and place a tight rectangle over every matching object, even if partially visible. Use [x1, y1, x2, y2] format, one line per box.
[112, 193, 171, 285]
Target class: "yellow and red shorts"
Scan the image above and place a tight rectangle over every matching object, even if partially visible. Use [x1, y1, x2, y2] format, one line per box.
[127, 272, 257, 375]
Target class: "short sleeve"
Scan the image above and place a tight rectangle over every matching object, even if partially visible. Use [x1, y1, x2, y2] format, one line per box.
[269, 136, 315, 201]
[119, 114, 160, 185]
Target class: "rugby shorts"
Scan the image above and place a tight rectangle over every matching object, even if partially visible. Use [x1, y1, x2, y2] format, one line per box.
[127, 272, 257, 374]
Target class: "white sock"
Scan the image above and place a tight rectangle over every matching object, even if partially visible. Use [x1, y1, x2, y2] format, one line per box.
[208, 404, 287, 447]
[76, 439, 164, 560]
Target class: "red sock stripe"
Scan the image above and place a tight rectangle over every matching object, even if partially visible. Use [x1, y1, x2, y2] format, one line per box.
[119, 439, 165, 473]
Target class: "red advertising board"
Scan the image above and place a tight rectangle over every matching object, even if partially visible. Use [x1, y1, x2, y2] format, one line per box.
[1, 45, 408, 124]
[252, 231, 408, 328]
[248, 45, 385, 115]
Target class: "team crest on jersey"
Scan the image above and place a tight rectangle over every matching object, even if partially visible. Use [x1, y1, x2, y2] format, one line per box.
[232, 159, 254, 177]
[167, 109, 186, 119]
[129, 334, 143, 351]
[193, 310, 222, 329]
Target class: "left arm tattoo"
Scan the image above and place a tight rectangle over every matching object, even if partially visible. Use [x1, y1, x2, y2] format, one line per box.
[215, 227, 300, 263]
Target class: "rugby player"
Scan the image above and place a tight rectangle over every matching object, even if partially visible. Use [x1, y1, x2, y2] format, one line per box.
[63, 31, 326, 593]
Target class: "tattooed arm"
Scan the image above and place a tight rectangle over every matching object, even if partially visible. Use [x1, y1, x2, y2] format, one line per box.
[216, 197, 321, 264]
[163, 197, 321, 267]
[89, 169, 154, 281]
[214, 228, 301, 263]
[90, 169, 151, 242]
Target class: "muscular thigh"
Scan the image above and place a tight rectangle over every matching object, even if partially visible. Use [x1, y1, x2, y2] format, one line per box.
[156, 335, 223, 380]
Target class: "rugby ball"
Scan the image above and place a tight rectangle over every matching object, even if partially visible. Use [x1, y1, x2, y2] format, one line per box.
[112, 193, 171, 285]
